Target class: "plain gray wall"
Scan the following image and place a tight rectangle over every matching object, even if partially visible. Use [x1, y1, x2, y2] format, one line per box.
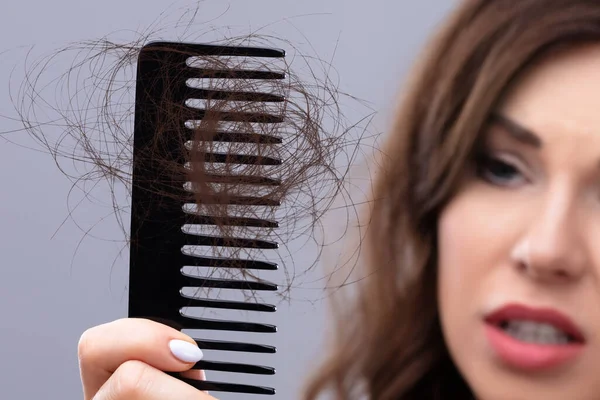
[0, 1, 453, 399]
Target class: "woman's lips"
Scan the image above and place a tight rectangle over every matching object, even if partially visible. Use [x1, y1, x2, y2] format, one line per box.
[483, 303, 585, 371]
[484, 303, 585, 342]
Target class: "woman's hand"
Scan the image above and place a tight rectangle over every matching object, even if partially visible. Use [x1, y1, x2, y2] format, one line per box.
[78, 318, 216, 399]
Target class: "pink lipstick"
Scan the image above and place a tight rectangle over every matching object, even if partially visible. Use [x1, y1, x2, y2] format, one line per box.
[483, 303, 585, 371]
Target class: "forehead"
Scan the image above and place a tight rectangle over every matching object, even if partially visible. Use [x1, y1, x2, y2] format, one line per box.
[498, 42, 600, 138]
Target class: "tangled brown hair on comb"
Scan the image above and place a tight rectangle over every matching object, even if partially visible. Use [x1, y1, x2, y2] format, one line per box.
[8, 29, 376, 303]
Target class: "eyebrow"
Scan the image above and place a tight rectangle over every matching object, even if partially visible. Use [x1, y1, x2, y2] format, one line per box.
[489, 113, 542, 148]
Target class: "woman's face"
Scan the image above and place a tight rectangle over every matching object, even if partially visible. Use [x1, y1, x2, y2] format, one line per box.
[437, 43, 600, 400]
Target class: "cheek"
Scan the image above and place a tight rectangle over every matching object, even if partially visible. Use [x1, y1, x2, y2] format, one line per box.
[436, 200, 474, 351]
[437, 188, 522, 302]
[435, 192, 502, 386]
[435, 188, 518, 332]
[435, 186, 527, 377]
[437, 199, 484, 303]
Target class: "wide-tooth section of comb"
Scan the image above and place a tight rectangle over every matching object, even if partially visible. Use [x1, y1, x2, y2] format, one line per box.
[184, 193, 282, 206]
[178, 377, 276, 395]
[181, 87, 285, 103]
[196, 338, 276, 353]
[179, 297, 276, 312]
[188, 215, 280, 228]
[129, 41, 286, 396]
[184, 129, 283, 144]
[179, 253, 279, 270]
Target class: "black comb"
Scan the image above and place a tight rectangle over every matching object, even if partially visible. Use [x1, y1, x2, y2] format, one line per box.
[128, 41, 287, 396]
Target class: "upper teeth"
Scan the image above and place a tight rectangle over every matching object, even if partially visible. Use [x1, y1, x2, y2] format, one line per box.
[502, 320, 571, 344]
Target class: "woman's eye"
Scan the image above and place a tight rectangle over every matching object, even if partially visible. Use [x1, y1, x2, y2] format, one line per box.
[476, 154, 524, 186]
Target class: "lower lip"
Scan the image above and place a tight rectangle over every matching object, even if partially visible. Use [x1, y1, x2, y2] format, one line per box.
[484, 323, 584, 371]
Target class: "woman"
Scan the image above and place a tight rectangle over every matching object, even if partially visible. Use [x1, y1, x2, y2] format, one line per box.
[77, 0, 600, 399]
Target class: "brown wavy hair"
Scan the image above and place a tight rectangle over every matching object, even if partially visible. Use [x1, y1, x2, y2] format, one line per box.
[303, 0, 600, 399]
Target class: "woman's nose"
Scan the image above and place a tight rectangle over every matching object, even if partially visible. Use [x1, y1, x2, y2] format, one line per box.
[512, 192, 589, 283]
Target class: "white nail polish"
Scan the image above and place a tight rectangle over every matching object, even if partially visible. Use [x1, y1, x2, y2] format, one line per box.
[169, 340, 204, 363]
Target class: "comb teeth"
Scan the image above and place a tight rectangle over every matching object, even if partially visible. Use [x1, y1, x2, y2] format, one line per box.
[181, 67, 285, 81]
[198, 153, 282, 165]
[184, 193, 282, 206]
[186, 214, 280, 228]
[180, 276, 279, 291]
[176, 376, 276, 395]
[182, 87, 285, 103]
[129, 41, 287, 396]
[183, 129, 283, 144]
[183, 108, 285, 124]
[195, 339, 276, 353]
[179, 297, 276, 312]
[179, 253, 279, 270]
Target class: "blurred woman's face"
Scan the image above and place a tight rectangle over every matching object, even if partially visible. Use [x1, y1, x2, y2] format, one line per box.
[437, 43, 600, 400]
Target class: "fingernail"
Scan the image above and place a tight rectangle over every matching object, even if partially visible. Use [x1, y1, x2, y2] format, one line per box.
[169, 339, 204, 363]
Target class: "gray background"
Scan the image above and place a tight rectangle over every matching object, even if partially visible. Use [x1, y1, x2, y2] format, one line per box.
[0, 1, 453, 399]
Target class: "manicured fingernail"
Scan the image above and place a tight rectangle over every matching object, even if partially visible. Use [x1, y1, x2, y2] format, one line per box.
[169, 340, 204, 363]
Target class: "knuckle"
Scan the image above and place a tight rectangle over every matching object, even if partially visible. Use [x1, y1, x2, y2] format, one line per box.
[77, 319, 127, 365]
[77, 327, 97, 365]
[110, 360, 154, 398]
